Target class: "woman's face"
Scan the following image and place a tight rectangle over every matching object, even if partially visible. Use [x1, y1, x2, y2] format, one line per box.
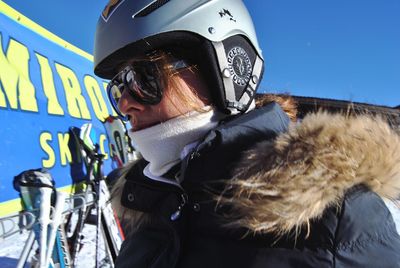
[117, 64, 210, 132]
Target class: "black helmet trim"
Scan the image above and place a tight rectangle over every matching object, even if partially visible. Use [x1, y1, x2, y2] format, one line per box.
[94, 31, 206, 79]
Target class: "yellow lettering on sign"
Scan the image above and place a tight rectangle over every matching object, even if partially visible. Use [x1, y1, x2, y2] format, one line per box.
[102, 81, 117, 116]
[58, 132, 71, 166]
[40, 132, 55, 168]
[84, 75, 109, 121]
[35, 53, 64, 115]
[99, 134, 108, 160]
[55, 63, 91, 120]
[0, 35, 38, 111]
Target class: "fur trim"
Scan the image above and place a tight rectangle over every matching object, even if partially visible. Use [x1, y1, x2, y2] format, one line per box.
[219, 112, 400, 235]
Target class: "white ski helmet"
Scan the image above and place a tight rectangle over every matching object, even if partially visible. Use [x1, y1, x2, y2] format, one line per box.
[94, 0, 264, 114]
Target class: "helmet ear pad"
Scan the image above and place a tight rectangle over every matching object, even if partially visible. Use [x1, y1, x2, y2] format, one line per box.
[221, 35, 262, 110]
[190, 35, 264, 113]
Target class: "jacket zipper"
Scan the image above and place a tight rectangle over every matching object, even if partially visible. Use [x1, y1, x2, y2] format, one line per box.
[169, 149, 200, 221]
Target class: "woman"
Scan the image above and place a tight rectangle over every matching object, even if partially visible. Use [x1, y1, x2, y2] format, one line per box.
[94, 0, 400, 267]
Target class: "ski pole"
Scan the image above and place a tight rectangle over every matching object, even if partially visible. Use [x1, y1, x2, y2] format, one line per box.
[44, 191, 66, 268]
[36, 186, 53, 268]
[16, 230, 35, 268]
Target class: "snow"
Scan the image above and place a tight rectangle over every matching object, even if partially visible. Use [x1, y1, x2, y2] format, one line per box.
[1, 200, 399, 267]
[0, 224, 99, 268]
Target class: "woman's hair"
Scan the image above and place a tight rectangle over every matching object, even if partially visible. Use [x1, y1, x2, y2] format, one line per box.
[256, 93, 298, 122]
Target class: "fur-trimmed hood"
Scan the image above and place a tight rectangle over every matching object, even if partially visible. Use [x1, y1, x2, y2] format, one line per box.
[112, 112, 400, 236]
[220, 112, 400, 235]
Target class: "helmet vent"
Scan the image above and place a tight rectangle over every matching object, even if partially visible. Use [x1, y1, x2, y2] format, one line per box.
[135, 0, 171, 17]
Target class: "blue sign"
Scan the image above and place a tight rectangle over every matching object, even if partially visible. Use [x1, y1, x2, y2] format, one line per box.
[0, 3, 115, 215]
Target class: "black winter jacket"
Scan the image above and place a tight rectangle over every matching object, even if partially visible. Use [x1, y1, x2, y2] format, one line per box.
[113, 103, 400, 268]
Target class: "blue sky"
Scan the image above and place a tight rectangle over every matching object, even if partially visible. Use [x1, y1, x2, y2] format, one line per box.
[3, 0, 399, 107]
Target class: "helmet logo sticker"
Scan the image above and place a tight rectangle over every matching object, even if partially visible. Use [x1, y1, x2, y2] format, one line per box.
[102, 0, 125, 22]
[227, 47, 252, 86]
[219, 9, 236, 22]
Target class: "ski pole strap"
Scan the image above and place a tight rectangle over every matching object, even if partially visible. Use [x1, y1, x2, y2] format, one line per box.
[13, 168, 55, 192]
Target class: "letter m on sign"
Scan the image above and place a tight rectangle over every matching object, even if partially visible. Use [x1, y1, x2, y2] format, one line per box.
[0, 34, 38, 112]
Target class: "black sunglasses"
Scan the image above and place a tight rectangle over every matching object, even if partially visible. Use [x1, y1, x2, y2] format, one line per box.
[107, 58, 188, 121]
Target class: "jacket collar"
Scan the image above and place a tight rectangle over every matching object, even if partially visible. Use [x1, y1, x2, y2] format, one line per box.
[181, 102, 290, 184]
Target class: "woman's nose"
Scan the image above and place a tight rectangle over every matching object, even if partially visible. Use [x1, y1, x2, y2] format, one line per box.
[118, 88, 144, 115]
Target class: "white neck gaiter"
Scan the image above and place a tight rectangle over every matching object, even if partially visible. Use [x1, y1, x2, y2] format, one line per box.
[128, 107, 221, 177]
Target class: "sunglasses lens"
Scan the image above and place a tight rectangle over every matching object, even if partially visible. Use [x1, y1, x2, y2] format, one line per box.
[107, 82, 128, 119]
[110, 84, 123, 104]
[126, 66, 162, 105]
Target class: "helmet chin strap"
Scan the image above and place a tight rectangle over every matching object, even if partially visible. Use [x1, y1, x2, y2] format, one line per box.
[212, 41, 263, 115]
